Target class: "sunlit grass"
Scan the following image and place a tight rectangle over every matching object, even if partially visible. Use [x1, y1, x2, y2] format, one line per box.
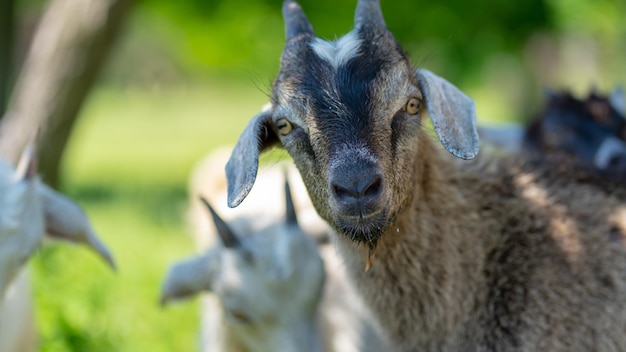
[33, 196, 198, 352]
[65, 79, 270, 188]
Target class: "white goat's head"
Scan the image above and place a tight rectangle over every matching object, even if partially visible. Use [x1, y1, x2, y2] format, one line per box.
[0, 148, 115, 297]
[161, 179, 325, 348]
[226, 0, 479, 244]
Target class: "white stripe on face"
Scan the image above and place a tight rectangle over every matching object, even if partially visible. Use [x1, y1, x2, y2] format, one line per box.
[310, 31, 362, 69]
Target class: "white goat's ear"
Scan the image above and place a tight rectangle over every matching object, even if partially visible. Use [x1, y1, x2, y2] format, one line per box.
[160, 251, 217, 306]
[226, 109, 278, 208]
[416, 69, 479, 160]
[40, 185, 116, 270]
[609, 86, 625, 116]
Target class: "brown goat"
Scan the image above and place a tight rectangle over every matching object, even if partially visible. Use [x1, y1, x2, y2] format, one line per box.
[224, 1, 626, 351]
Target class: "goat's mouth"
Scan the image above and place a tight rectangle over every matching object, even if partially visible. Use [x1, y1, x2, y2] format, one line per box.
[335, 210, 390, 244]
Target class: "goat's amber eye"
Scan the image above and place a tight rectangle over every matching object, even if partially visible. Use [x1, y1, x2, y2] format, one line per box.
[406, 97, 421, 115]
[276, 118, 293, 135]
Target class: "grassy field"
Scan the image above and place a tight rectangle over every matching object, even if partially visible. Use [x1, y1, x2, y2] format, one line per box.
[29, 79, 270, 351]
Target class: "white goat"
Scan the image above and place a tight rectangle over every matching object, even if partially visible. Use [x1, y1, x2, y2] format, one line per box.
[225, 1, 626, 351]
[0, 147, 116, 352]
[161, 149, 389, 352]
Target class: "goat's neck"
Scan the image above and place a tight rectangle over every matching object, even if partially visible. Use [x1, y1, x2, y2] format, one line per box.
[334, 137, 487, 350]
[224, 315, 323, 352]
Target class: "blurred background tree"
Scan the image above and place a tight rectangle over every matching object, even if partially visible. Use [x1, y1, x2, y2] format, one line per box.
[0, 0, 14, 116]
[3, 0, 625, 351]
[1, 0, 133, 189]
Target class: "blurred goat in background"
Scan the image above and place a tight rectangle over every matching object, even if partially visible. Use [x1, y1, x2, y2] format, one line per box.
[161, 149, 389, 352]
[480, 87, 626, 181]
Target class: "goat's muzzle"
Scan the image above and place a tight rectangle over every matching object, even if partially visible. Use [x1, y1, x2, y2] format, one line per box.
[331, 171, 383, 217]
[328, 155, 389, 242]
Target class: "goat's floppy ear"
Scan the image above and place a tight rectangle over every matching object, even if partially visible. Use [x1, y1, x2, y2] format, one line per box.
[416, 69, 479, 160]
[226, 109, 278, 208]
[160, 251, 217, 306]
[40, 185, 117, 270]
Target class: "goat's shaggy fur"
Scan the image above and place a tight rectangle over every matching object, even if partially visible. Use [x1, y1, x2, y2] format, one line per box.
[332, 136, 626, 350]
[225, 1, 626, 350]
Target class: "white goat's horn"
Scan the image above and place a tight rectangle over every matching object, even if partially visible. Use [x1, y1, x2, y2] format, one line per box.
[284, 173, 298, 226]
[14, 143, 37, 181]
[199, 196, 241, 248]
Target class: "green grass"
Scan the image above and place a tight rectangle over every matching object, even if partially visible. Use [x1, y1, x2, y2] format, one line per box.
[32, 195, 196, 352]
[29, 78, 270, 351]
[65, 79, 271, 188]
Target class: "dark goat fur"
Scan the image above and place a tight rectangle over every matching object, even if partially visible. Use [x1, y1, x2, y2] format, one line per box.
[524, 89, 626, 181]
[225, 1, 626, 350]
[336, 139, 626, 350]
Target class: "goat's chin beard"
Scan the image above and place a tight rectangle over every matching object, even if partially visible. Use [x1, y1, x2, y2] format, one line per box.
[335, 210, 391, 245]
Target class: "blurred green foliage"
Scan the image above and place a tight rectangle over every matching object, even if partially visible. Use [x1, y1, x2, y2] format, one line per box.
[95, 0, 625, 121]
[16, 0, 626, 90]
[104, 0, 553, 82]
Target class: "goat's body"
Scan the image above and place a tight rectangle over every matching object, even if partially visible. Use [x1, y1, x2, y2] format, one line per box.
[201, 304, 322, 352]
[190, 154, 325, 352]
[225, 2, 626, 349]
[318, 243, 390, 352]
[0, 269, 37, 352]
[333, 135, 626, 351]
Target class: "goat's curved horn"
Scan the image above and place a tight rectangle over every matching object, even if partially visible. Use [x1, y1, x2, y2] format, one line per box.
[354, 0, 386, 30]
[283, 0, 314, 40]
[14, 143, 37, 181]
[284, 172, 298, 226]
[199, 197, 240, 248]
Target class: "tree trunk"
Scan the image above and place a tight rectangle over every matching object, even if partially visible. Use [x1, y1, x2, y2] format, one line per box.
[0, 0, 14, 116]
[0, 0, 134, 187]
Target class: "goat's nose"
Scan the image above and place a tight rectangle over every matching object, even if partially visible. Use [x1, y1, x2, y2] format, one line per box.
[331, 174, 382, 203]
